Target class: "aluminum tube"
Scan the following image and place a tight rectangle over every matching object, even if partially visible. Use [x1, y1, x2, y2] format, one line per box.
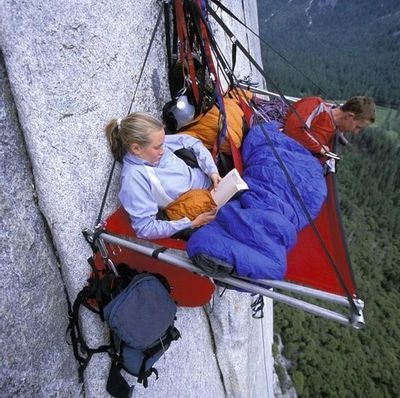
[239, 278, 364, 311]
[236, 83, 300, 102]
[100, 233, 362, 328]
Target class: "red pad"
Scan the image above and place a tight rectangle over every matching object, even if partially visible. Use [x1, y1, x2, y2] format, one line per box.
[97, 208, 215, 307]
[103, 172, 357, 302]
[286, 174, 357, 297]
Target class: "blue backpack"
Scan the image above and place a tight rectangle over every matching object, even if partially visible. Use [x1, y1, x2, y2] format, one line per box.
[69, 261, 180, 398]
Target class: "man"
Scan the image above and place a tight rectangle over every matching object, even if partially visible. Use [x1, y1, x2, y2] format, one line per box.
[284, 96, 376, 155]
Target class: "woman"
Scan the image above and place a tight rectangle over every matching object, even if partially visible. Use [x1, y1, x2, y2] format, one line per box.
[106, 112, 221, 239]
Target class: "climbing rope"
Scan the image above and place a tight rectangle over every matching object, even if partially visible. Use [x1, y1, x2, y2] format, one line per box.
[95, 6, 163, 226]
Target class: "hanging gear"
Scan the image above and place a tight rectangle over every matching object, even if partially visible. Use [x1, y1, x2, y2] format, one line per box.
[163, 89, 196, 132]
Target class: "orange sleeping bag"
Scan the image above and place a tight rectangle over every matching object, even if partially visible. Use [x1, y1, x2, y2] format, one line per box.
[181, 90, 253, 154]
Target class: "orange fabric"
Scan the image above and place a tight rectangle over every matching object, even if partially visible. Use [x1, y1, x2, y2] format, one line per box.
[165, 189, 216, 221]
[181, 90, 253, 154]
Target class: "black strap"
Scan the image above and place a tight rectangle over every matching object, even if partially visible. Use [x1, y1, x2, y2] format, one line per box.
[95, 6, 163, 226]
[137, 367, 158, 389]
[107, 361, 132, 398]
[136, 326, 180, 387]
[251, 294, 264, 319]
[152, 247, 168, 259]
[231, 41, 237, 75]
[68, 287, 111, 382]
[143, 326, 181, 358]
[163, 0, 173, 74]
[203, 7, 359, 314]
[210, 0, 336, 104]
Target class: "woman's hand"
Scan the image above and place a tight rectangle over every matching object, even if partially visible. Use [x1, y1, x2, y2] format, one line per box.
[192, 208, 217, 228]
[210, 173, 222, 190]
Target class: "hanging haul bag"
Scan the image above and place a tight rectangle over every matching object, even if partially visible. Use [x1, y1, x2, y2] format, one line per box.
[68, 261, 180, 397]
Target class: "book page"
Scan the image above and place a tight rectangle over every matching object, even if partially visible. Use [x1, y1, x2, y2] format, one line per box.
[211, 168, 248, 208]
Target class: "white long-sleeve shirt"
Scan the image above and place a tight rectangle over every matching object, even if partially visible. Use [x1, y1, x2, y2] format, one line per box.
[119, 134, 218, 239]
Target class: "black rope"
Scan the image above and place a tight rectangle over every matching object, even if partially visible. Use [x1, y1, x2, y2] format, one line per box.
[96, 159, 117, 226]
[207, 5, 332, 154]
[95, 7, 163, 226]
[127, 6, 164, 114]
[206, 8, 359, 315]
[209, 0, 338, 105]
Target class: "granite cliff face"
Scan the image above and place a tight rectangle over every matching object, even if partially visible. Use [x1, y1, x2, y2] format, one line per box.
[0, 1, 274, 396]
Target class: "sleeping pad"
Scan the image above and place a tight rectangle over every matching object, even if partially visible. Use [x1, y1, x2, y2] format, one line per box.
[186, 122, 327, 280]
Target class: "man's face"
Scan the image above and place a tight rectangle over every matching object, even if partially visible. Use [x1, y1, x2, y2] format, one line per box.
[340, 113, 372, 134]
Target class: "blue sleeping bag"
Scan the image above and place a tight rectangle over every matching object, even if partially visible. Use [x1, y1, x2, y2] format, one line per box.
[186, 122, 327, 280]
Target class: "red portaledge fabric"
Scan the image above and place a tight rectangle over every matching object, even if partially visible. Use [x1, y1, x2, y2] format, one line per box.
[286, 173, 358, 297]
[106, 207, 186, 251]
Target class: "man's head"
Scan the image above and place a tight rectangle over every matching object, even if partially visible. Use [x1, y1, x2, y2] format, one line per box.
[334, 96, 376, 134]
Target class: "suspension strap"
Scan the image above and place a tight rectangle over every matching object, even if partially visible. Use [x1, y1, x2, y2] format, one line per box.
[207, 5, 335, 156]
[210, 0, 337, 105]
[185, 0, 240, 172]
[188, 3, 243, 172]
[203, 10, 359, 314]
[174, 0, 200, 105]
[95, 7, 163, 226]
[164, 0, 173, 73]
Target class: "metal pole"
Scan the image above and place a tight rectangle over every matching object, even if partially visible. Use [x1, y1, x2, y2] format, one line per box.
[99, 232, 364, 329]
[240, 278, 364, 311]
[236, 83, 300, 102]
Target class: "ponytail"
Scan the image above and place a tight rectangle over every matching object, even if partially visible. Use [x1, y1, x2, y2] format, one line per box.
[105, 119, 125, 162]
[105, 112, 163, 162]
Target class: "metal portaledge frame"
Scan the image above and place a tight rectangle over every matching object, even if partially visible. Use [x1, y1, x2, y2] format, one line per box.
[98, 232, 365, 329]
[240, 278, 365, 311]
[236, 83, 300, 103]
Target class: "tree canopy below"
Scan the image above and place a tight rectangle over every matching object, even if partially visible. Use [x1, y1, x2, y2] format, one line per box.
[257, 1, 400, 396]
[257, 0, 400, 108]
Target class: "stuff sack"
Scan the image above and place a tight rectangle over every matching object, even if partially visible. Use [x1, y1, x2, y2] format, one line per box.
[68, 261, 180, 398]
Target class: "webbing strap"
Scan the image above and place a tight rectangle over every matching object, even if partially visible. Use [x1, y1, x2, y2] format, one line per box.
[205, 8, 359, 313]
[95, 7, 163, 226]
[163, 0, 173, 73]
[186, 4, 241, 172]
[174, 0, 200, 105]
[144, 165, 174, 208]
[209, 0, 337, 105]
[190, 0, 228, 153]
[207, 6, 330, 153]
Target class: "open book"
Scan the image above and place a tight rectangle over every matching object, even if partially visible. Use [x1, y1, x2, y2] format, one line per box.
[211, 168, 249, 209]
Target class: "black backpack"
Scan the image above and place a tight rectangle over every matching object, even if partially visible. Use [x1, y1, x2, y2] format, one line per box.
[68, 260, 180, 398]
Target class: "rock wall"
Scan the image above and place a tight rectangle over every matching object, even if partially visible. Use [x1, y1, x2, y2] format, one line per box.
[0, 1, 274, 397]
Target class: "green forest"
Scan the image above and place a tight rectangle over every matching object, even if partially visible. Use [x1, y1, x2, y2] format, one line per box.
[256, 1, 400, 397]
[257, 0, 400, 108]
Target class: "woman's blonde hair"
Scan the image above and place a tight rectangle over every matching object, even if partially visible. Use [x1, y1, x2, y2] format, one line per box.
[105, 112, 164, 162]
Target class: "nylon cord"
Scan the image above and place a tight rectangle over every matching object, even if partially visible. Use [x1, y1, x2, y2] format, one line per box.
[206, 8, 359, 314]
[210, 0, 338, 105]
[95, 7, 163, 226]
